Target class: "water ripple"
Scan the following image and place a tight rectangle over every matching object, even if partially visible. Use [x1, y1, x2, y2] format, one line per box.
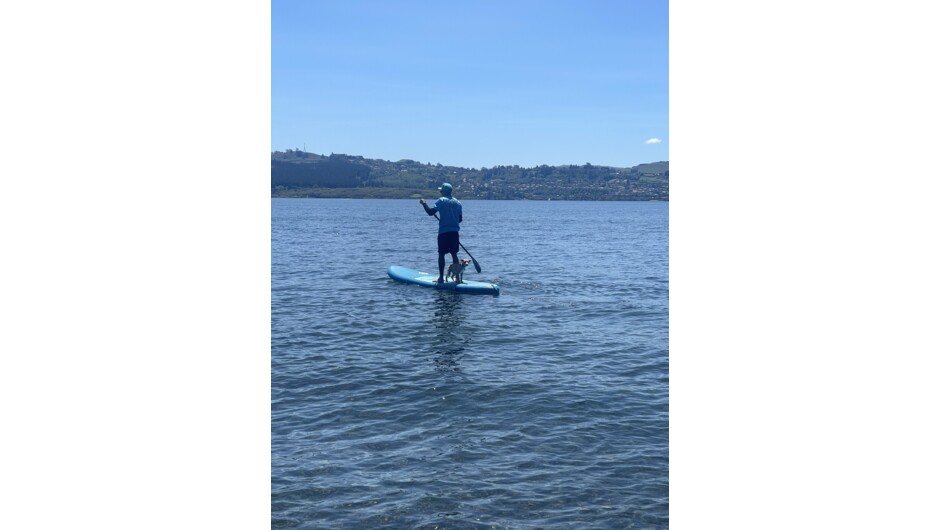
[273, 199, 669, 529]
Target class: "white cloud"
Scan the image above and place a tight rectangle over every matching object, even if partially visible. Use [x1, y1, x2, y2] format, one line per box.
[645, 138, 662, 144]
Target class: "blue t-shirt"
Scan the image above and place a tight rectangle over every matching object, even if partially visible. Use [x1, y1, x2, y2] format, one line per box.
[434, 196, 462, 234]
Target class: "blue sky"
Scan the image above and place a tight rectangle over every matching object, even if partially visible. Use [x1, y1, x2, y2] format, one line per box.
[272, 0, 668, 169]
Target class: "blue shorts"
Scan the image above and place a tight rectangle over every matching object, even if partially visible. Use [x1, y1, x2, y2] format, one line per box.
[437, 231, 459, 255]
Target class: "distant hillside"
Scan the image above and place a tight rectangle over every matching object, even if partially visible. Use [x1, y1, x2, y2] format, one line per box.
[272, 150, 668, 201]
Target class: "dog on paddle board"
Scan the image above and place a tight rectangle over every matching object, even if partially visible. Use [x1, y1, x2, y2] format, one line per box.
[446, 258, 472, 284]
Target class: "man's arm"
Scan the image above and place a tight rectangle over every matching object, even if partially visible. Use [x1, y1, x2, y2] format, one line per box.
[419, 198, 437, 216]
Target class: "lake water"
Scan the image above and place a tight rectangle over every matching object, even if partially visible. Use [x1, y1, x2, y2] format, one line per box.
[272, 198, 669, 529]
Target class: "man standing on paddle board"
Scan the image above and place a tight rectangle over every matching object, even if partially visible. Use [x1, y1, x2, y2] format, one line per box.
[419, 182, 463, 283]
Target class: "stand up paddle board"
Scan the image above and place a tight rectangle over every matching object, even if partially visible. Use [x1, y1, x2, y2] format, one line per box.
[387, 265, 500, 296]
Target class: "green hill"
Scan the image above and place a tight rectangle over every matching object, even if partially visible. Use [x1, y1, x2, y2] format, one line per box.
[272, 150, 668, 201]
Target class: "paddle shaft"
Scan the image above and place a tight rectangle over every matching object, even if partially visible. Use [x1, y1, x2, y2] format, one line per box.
[433, 212, 482, 273]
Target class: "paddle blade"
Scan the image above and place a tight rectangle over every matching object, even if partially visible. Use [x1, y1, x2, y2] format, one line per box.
[472, 257, 482, 273]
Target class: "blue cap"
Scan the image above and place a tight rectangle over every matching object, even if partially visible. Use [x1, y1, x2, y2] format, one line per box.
[438, 183, 453, 195]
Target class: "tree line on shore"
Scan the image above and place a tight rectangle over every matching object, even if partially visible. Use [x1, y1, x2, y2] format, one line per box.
[271, 150, 668, 201]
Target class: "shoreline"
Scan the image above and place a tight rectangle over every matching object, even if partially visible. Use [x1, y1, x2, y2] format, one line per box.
[271, 187, 668, 201]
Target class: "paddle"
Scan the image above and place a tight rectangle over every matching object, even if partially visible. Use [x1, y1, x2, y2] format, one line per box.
[433, 212, 482, 273]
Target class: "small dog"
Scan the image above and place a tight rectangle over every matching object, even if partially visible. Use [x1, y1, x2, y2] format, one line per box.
[446, 258, 472, 283]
